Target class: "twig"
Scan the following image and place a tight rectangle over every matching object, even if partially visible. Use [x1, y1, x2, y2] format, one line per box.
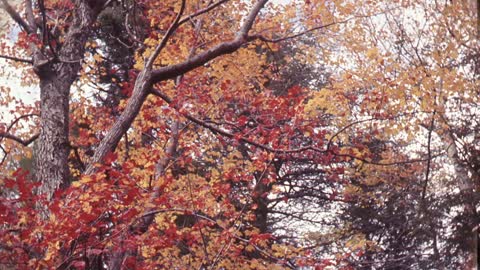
[249, 12, 391, 43]
[0, 54, 33, 64]
[0, 144, 7, 165]
[422, 111, 436, 200]
[178, 0, 230, 26]
[145, 0, 186, 68]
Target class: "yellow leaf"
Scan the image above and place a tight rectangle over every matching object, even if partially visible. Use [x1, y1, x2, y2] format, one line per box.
[93, 54, 103, 63]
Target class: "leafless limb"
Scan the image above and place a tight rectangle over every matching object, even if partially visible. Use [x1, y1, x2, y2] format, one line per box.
[0, 113, 39, 146]
[250, 12, 391, 43]
[0, 0, 34, 33]
[3, 113, 39, 133]
[124, 8, 144, 47]
[0, 54, 33, 64]
[178, 0, 230, 26]
[0, 144, 7, 165]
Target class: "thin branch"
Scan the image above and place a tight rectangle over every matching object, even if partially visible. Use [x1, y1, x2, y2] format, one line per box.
[150, 88, 436, 166]
[0, 0, 33, 33]
[0, 132, 39, 146]
[0, 144, 7, 165]
[0, 113, 39, 146]
[422, 111, 436, 200]
[150, 0, 268, 83]
[103, 0, 114, 9]
[0, 54, 33, 64]
[124, 9, 144, 47]
[4, 113, 39, 134]
[326, 117, 388, 151]
[186, 174, 211, 265]
[250, 12, 389, 43]
[145, 0, 186, 68]
[178, 0, 230, 26]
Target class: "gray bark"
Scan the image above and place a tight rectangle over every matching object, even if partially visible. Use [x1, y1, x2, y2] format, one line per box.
[33, 0, 107, 199]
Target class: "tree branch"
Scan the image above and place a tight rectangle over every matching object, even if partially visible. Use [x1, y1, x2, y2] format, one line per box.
[0, 0, 34, 33]
[150, 0, 268, 84]
[150, 88, 440, 166]
[422, 110, 436, 199]
[0, 144, 8, 165]
[0, 113, 39, 146]
[0, 132, 39, 146]
[145, 0, 186, 68]
[178, 0, 230, 26]
[0, 54, 33, 64]
[250, 12, 388, 43]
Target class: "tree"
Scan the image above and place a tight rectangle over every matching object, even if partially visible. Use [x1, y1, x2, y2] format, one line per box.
[1, 0, 480, 269]
[0, 0, 328, 268]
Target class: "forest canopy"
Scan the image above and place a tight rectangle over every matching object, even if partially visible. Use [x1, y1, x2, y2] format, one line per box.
[0, 0, 480, 269]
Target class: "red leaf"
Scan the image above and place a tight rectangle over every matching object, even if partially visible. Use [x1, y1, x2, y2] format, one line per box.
[88, 249, 103, 255]
[72, 260, 86, 269]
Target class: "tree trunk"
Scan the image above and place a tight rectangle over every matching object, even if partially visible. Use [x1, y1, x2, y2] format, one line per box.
[33, 0, 106, 199]
[34, 75, 72, 198]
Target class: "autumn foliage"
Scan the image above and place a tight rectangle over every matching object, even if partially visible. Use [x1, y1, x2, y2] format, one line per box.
[1, 0, 480, 269]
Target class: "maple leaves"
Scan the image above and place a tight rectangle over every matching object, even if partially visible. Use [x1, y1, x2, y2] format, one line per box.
[1, 0, 480, 269]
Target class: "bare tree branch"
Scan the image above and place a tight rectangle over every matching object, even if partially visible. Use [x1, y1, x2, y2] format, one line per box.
[178, 0, 230, 26]
[0, 144, 7, 165]
[250, 12, 390, 43]
[0, 0, 34, 33]
[0, 54, 33, 64]
[422, 110, 436, 199]
[0, 114, 39, 148]
[0, 132, 39, 146]
[150, 0, 268, 84]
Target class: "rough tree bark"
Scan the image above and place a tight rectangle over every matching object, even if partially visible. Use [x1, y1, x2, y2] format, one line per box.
[34, 1, 108, 199]
[0, 0, 105, 200]
[1, 0, 107, 199]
